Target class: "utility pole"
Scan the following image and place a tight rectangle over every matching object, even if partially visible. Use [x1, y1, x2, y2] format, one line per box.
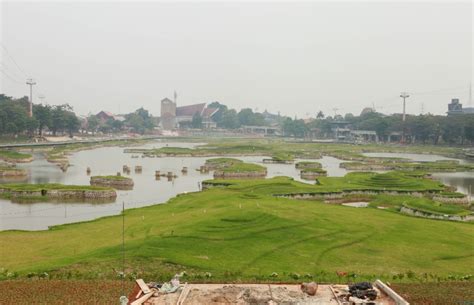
[26, 78, 37, 117]
[400, 92, 409, 143]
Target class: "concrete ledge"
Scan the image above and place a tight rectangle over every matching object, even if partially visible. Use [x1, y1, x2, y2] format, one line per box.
[374, 279, 410, 305]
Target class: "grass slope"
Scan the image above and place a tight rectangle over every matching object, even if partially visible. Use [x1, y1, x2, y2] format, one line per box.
[0, 150, 32, 160]
[0, 177, 472, 283]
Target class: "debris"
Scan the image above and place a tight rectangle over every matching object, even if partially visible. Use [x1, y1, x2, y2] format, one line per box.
[136, 279, 151, 294]
[301, 282, 318, 296]
[348, 282, 377, 301]
[176, 283, 189, 305]
[130, 292, 153, 305]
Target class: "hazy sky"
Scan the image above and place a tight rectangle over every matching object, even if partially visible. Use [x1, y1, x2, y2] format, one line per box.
[1, 1, 472, 118]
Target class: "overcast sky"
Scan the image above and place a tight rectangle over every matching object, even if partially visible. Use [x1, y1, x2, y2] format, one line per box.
[1, 1, 472, 118]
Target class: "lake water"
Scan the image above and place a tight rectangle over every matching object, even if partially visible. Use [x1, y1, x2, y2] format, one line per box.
[362, 152, 471, 164]
[0, 143, 471, 230]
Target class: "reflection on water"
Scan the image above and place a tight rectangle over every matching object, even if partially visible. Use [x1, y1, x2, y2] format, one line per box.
[431, 172, 474, 195]
[0, 142, 472, 231]
[362, 152, 472, 164]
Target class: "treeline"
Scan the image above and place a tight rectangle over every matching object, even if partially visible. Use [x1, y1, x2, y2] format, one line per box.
[0, 94, 79, 137]
[0, 95, 157, 137]
[85, 108, 155, 134]
[283, 111, 474, 145]
[208, 102, 279, 129]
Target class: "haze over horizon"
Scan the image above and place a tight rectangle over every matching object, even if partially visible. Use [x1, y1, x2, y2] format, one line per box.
[1, 1, 472, 118]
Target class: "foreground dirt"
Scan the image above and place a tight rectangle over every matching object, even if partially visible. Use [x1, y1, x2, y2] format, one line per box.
[0, 280, 472, 305]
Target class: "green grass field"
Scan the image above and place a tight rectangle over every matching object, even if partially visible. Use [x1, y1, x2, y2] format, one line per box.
[0, 175, 472, 284]
[0, 150, 32, 161]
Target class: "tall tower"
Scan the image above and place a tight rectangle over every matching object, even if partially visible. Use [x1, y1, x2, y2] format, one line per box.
[26, 78, 36, 117]
[160, 97, 176, 130]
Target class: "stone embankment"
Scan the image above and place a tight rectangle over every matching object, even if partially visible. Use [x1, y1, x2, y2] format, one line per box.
[213, 170, 267, 179]
[0, 187, 117, 200]
[400, 206, 474, 222]
[300, 170, 327, 180]
[90, 176, 134, 190]
[262, 158, 294, 164]
[431, 195, 470, 205]
[274, 190, 429, 200]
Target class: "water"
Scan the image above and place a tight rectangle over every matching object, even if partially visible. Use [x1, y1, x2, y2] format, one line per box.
[0, 144, 471, 230]
[342, 202, 369, 208]
[362, 152, 470, 164]
[0, 142, 347, 230]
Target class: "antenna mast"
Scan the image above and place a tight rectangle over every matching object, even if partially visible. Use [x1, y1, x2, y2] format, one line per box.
[26, 78, 37, 117]
[400, 92, 410, 143]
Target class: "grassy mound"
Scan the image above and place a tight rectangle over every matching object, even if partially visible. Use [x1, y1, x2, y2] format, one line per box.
[219, 162, 266, 173]
[205, 158, 243, 169]
[270, 153, 294, 162]
[0, 150, 32, 161]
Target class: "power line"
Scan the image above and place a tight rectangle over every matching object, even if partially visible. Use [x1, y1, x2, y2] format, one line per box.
[1, 61, 25, 80]
[0, 68, 24, 84]
[0, 43, 28, 77]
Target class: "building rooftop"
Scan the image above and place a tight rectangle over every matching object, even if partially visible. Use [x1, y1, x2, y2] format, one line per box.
[176, 103, 206, 117]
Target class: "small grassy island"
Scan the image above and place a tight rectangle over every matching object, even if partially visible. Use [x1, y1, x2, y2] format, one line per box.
[212, 160, 267, 179]
[0, 164, 27, 177]
[90, 175, 134, 190]
[204, 157, 243, 170]
[0, 150, 33, 163]
[295, 161, 322, 169]
[263, 153, 295, 164]
[0, 183, 116, 202]
[340, 159, 474, 172]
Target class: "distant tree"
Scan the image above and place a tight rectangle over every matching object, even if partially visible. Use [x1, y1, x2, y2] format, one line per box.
[191, 112, 203, 129]
[0, 101, 28, 135]
[238, 108, 255, 126]
[220, 109, 240, 129]
[87, 115, 100, 134]
[316, 111, 325, 119]
[50, 105, 68, 135]
[64, 111, 79, 137]
[344, 113, 355, 121]
[282, 118, 308, 138]
[464, 116, 474, 144]
[238, 108, 265, 126]
[26, 117, 39, 135]
[111, 119, 123, 132]
[33, 104, 51, 136]
[125, 108, 155, 134]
